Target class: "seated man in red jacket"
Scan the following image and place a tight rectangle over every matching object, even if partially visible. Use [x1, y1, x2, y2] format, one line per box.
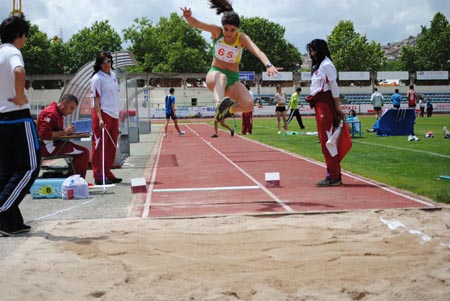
[37, 94, 89, 178]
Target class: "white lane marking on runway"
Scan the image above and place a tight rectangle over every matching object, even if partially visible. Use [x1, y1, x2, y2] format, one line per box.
[33, 199, 96, 221]
[141, 131, 165, 218]
[153, 185, 260, 193]
[185, 124, 294, 212]
[355, 141, 450, 159]
[246, 136, 436, 208]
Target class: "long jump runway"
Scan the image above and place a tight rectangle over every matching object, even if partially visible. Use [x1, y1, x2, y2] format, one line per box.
[136, 123, 435, 218]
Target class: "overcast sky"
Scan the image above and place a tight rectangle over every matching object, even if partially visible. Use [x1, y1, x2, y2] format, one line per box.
[2, 0, 449, 53]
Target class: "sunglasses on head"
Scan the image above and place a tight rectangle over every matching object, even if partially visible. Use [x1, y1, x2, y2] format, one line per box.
[103, 59, 112, 64]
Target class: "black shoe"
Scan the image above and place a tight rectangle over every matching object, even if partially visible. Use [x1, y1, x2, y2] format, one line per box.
[0, 227, 12, 237]
[316, 177, 343, 187]
[0, 224, 31, 236]
[10, 224, 31, 234]
[230, 129, 235, 137]
[95, 179, 114, 185]
[19, 224, 31, 231]
[211, 134, 218, 138]
[215, 97, 235, 122]
[109, 177, 122, 184]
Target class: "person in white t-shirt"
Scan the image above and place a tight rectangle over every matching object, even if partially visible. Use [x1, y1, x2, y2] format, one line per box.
[275, 85, 288, 134]
[0, 16, 40, 236]
[305, 39, 350, 187]
[370, 88, 384, 119]
[90, 51, 122, 185]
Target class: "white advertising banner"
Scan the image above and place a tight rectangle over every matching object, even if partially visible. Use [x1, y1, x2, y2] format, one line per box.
[416, 71, 449, 80]
[376, 71, 409, 80]
[262, 71, 293, 81]
[301, 72, 312, 81]
[338, 71, 370, 81]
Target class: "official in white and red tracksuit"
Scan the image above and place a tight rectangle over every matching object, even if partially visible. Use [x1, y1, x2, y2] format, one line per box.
[306, 39, 351, 187]
[37, 95, 89, 178]
[90, 51, 122, 185]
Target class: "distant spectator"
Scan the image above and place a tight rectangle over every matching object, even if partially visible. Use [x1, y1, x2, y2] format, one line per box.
[286, 87, 305, 130]
[163, 88, 185, 138]
[370, 88, 384, 119]
[426, 99, 433, 117]
[391, 88, 402, 109]
[346, 109, 360, 134]
[274, 85, 288, 134]
[407, 85, 417, 108]
[418, 95, 425, 117]
[241, 84, 253, 135]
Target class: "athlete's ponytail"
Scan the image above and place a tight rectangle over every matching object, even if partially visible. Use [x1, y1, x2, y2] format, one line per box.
[209, 0, 233, 14]
[209, 0, 240, 27]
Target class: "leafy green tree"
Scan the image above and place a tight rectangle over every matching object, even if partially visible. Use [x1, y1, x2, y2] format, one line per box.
[47, 37, 68, 74]
[382, 59, 404, 71]
[65, 20, 122, 74]
[399, 46, 419, 72]
[239, 16, 302, 72]
[400, 12, 450, 71]
[22, 24, 65, 74]
[123, 14, 210, 73]
[327, 20, 384, 71]
[122, 18, 157, 72]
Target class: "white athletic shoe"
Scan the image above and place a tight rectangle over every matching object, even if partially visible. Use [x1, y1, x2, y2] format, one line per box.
[179, 131, 185, 136]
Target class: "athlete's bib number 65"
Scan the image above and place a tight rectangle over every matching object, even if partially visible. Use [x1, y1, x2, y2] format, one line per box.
[215, 44, 238, 63]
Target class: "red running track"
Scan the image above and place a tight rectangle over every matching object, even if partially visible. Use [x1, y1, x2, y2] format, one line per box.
[133, 123, 435, 218]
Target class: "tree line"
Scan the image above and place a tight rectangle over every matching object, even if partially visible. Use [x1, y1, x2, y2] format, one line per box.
[17, 12, 450, 75]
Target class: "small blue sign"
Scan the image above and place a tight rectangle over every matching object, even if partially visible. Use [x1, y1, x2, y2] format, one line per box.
[143, 88, 149, 95]
[239, 71, 255, 81]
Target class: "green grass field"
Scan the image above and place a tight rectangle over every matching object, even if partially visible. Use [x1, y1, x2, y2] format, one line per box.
[225, 114, 450, 203]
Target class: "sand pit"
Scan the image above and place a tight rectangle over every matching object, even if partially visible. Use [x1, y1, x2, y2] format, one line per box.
[1, 207, 450, 300]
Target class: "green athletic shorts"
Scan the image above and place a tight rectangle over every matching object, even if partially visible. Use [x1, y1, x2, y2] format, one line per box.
[208, 66, 240, 88]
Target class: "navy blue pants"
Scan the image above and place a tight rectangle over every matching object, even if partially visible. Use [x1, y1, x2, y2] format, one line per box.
[0, 109, 41, 230]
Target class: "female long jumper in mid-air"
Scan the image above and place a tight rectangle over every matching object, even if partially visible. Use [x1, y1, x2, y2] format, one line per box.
[181, 0, 280, 122]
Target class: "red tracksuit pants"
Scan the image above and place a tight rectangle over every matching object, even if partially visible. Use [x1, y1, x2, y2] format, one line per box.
[92, 111, 119, 182]
[313, 92, 341, 180]
[41, 141, 89, 178]
[241, 112, 253, 134]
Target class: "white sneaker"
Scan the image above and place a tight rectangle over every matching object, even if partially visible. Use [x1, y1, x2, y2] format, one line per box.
[179, 131, 185, 136]
[164, 134, 169, 138]
[408, 135, 413, 141]
[413, 135, 420, 141]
